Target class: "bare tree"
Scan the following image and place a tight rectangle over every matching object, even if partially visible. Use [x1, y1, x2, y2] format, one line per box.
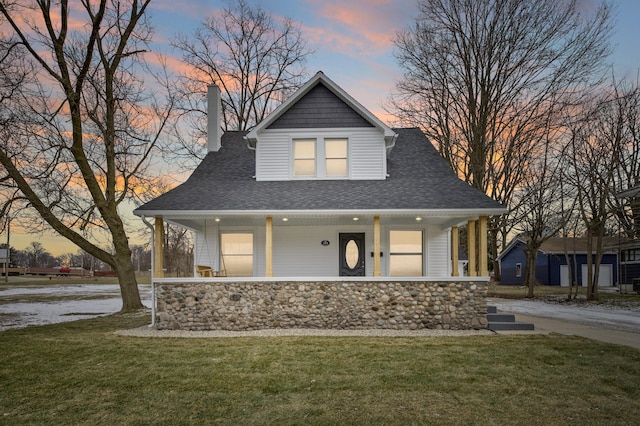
[170, 0, 312, 161]
[163, 224, 193, 277]
[389, 0, 613, 262]
[512, 128, 575, 297]
[564, 88, 627, 300]
[0, 0, 175, 311]
[608, 79, 640, 239]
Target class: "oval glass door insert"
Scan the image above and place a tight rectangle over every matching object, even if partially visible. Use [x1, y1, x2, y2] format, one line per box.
[345, 239, 359, 269]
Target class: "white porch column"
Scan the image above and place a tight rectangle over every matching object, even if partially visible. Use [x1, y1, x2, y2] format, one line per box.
[154, 216, 164, 278]
[374, 215, 381, 277]
[467, 220, 477, 277]
[265, 216, 273, 277]
[451, 226, 459, 277]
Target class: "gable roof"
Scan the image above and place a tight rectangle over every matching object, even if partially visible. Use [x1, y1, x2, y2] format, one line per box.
[245, 71, 397, 150]
[134, 128, 506, 216]
[267, 82, 374, 129]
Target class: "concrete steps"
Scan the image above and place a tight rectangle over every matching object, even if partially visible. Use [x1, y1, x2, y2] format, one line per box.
[487, 306, 535, 331]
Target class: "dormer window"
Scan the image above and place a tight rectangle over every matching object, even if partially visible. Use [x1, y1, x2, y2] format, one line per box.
[292, 137, 349, 178]
[293, 139, 316, 176]
[325, 138, 348, 177]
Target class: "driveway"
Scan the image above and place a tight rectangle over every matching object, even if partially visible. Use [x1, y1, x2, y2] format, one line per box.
[489, 298, 640, 350]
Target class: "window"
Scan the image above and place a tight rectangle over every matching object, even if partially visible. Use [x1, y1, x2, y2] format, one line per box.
[292, 137, 349, 178]
[515, 263, 522, 277]
[622, 249, 640, 263]
[221, 233, 253, 277]
[389, 230, 423, 276]
[325, 138, 348, 177]
[293, 139, 316, 176]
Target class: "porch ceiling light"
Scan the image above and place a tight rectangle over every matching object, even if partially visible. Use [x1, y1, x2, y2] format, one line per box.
[282, 217, 289, 222]
[416, 217, 422, 221]
[352, 217, 359, 221]
[214, 218, 221, 222]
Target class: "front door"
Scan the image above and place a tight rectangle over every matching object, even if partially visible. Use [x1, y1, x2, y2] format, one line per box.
[339, 233, 365, 276]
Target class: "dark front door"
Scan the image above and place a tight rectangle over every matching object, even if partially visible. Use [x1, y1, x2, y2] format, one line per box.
[339, 233, 365, 276]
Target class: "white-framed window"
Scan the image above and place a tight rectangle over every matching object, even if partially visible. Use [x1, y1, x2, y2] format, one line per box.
[515, 263, 522, 277]
[220, 233, 253, 277]
[325, 138, 348, 177]
[293, 139, 316, 177]
[389, 230, 423, 276]
[621, 249, 640, 263]
[292, 137, 349, 178]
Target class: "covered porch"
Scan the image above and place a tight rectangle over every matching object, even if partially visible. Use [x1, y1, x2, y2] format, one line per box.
[145, 211, 492, 279]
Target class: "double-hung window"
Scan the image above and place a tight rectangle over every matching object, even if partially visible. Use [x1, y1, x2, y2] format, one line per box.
[293, 139, 316, 177]
[220, 233, 253, 277]
[389, 230, 424, 276]
[325, 138, 348, 177]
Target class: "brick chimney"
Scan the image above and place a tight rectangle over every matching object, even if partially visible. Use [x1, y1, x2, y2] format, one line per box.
[207, 85, 222, 152]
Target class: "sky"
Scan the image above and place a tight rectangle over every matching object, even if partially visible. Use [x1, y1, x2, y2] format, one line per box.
[6, 0, 640, 257]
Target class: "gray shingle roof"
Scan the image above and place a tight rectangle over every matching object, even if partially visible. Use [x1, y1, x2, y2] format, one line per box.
[135, 128, 505, 213]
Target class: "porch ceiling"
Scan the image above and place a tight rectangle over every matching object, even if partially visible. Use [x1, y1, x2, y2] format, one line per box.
[162, 210, 489, 231]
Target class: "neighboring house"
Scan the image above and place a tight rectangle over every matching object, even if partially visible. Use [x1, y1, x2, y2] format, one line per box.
[498, 237, 619, 287]
[133, 72, 506, 330]
[616, 185, 640, 291]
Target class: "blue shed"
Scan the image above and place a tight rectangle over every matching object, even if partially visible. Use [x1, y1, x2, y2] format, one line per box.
[498, 237, 619, 287]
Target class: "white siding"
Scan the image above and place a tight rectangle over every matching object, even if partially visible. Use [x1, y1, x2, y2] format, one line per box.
[349, 128, 386, 179]
[194, 223, 265, 276]
[273, 225, 377, 276]
[426, 226, 450, 277]
[255, 128, 385, 181]
[194, 221, 220, 271]
[194, 221, 452, 278]
[256, 131, 291, 180]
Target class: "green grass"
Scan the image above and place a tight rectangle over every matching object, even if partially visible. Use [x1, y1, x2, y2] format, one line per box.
[1, 315, 639, 425]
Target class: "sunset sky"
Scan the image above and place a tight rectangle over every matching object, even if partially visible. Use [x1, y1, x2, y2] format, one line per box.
[7, 0, 640, 256]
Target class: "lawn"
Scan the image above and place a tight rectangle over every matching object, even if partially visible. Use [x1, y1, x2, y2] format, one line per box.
[1, 314, 639, 425]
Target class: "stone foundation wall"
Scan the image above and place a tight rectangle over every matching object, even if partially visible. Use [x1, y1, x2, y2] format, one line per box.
[155, 280, 488, 331]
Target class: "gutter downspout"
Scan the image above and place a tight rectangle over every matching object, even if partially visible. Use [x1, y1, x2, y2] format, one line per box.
[141, 215, 156, 328]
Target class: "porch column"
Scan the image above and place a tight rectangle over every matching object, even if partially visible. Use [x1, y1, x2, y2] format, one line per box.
[154, 216, 164, 278]
[374, 215, 381, 277]
[467, 220, 476, 277]
[265, 216, 273, 277]
[478, 215, 488, 277]
[451, 226, 459, 277]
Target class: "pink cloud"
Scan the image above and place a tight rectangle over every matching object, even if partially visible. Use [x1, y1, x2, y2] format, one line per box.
[308, 0, 411, 54]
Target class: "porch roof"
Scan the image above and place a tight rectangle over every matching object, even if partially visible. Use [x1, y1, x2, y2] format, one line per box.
[134, 128, 506, 217]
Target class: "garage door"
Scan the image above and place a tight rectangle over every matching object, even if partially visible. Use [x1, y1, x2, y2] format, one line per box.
[560, 265, 571, 287]
[581, 264, 613, 287]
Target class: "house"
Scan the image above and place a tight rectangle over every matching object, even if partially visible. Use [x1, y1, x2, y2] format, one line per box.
[616, 185, 640, 291]
[497, 237, 619, 287]
[134, 71, 506, 330]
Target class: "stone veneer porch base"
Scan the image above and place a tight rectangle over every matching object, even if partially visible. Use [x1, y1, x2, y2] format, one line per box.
[155, 280, 488, 331]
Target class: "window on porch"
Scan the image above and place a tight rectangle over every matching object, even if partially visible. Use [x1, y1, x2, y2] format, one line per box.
[221, 233, 253, 277]
[389, 230, 423, 276]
